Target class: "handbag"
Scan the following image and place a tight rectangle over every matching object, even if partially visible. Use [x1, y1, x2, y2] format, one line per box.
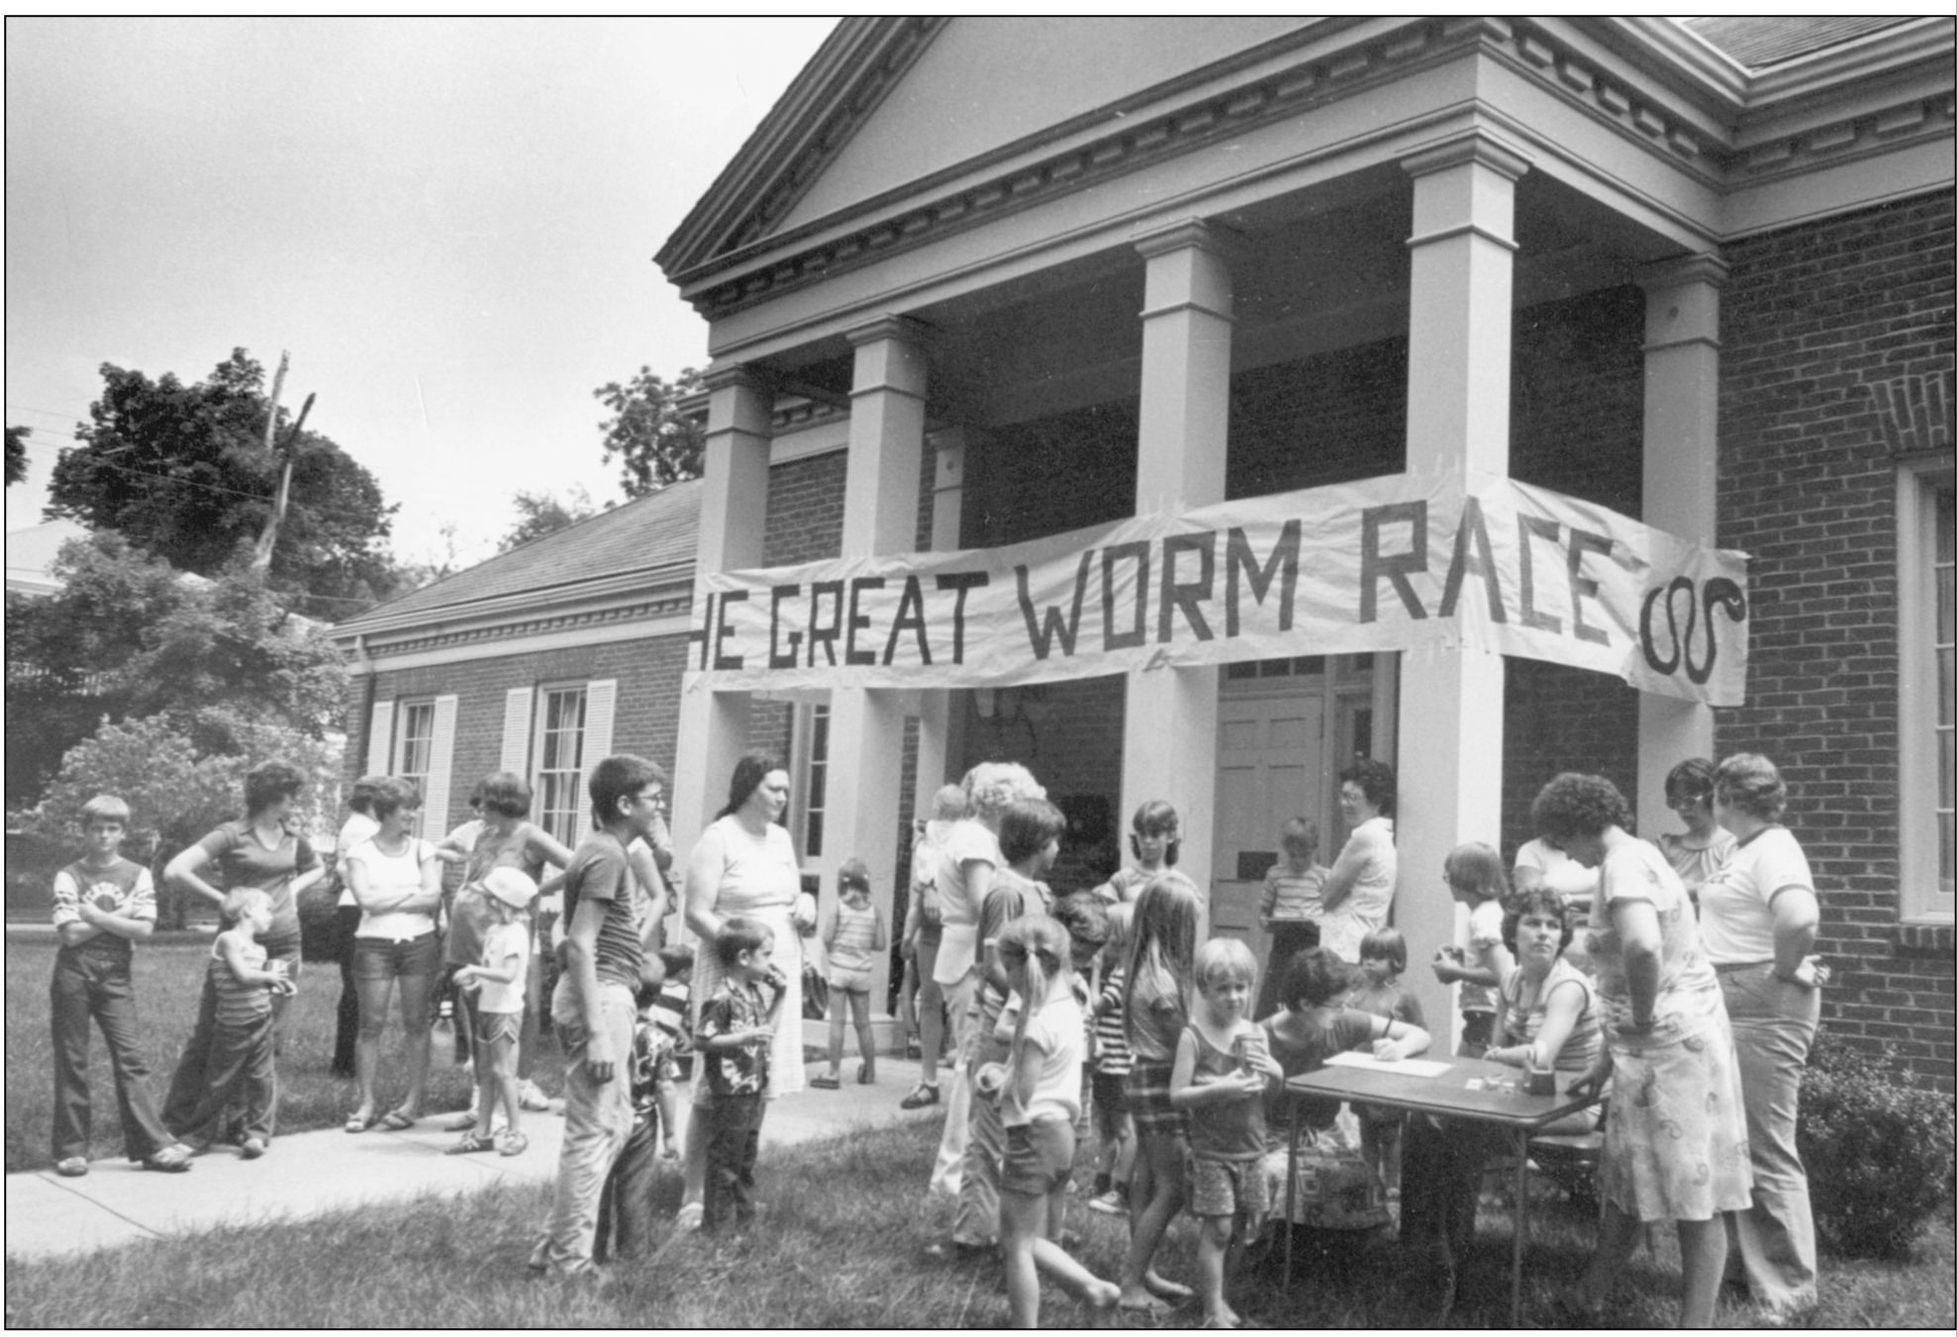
[801, 959, 830, 1021]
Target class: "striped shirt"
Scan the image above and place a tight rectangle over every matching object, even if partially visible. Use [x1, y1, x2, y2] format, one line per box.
[1260, 862, 1328, 923]
[1093, 965, 1132, 1075]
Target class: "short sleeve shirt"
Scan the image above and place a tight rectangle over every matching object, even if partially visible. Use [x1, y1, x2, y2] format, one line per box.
[198, 819, 320, 943]
[53, 857, 155, 959]
[475, 920, 529, 1015]
[699, 978, 772, 1097]
[1001, 992, 1086, 1128]
[932, 820, 1002, 986]
[562, 831, 642, 992]
[1459, 897, 1505, 1014]
[1697, 826, 1814, 965]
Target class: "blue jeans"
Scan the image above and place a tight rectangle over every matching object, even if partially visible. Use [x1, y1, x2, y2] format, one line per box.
[1719, 963, 1819, 1316]
[49, 948, 175, 1162]
[538, 979, 636, 1273]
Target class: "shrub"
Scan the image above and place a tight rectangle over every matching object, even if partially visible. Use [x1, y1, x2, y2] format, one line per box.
[1797, 1034, 1956, 1260]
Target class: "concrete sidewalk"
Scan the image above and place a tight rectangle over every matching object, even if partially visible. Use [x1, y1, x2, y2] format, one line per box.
[5, 1058, 945, 1263]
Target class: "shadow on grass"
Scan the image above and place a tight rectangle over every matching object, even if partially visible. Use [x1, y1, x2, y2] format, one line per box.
[7, 1117, 1953, 1329]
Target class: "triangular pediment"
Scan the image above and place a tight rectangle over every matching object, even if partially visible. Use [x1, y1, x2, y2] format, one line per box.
[656, 16, 1319, 285]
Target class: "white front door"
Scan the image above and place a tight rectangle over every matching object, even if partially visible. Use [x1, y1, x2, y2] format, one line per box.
[1210, 656, 1377, 954]
[1212, 691, 1325, 959]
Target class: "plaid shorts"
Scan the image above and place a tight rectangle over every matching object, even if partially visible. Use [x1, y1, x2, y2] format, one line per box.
[1124, 1060, 1186, 1136]
[1189, 1154, 1269, 1223]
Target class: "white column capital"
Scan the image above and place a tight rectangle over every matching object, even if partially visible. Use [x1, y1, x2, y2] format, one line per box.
[1133, 216, 1243, 263]
[1639, 253, 1728, 353]
[1400, 130, 1533, 184]
[844, 312, 938, 351]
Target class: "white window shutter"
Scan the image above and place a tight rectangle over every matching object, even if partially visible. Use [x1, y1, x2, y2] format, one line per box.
[422, 694, 460, 837]
[572, 679, 618, 836]
[366, 699, 394, 775]
[499, 688, 534, 775]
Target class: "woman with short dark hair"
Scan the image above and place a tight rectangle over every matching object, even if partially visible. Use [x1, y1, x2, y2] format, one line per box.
[1697, 753, 1827, 1322]
[1537, 772, 1751, 1327]
[1657, 757, 1737, 899]
[162, 759, 323, 1140]
[1318, 759, 1398, 962]
[343, 776, 443, 1131]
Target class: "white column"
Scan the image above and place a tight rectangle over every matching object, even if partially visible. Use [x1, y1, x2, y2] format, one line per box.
[1636, 255, 1727, 830]
[672, 365, 772, 863]
[914, 428, 970, 811]
[1122, 219, 1234, 916]
[827, 316, 933, 1014]
[1396, 134, 1529, 1048]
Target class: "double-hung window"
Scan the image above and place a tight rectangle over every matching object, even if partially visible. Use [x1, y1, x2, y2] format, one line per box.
[534, 685, 589, 849]
[1899, 454, 1955, 922]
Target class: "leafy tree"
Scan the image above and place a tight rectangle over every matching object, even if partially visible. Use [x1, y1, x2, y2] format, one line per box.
[6, 425, 28, 486]
[592, 365, 706, 497]
[45, 349, 401, 616]
[500, 487, 598, 552]
[5, 532, 347, 808]
[27, 713, 342, 928]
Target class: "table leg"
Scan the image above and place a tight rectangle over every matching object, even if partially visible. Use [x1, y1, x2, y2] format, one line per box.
[1284, 1111, 1299, 1290]
[1510, 1128, 1528, 1327]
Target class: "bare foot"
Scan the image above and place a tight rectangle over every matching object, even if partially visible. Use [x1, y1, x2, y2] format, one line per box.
[1084, 1279, 1121, 1310]
[1145, 1271, 1194, 1302]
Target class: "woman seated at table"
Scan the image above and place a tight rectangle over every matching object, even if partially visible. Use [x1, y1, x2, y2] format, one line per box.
[1258, 947, 1430, 1233]
[1399, 887, 1604, 1312]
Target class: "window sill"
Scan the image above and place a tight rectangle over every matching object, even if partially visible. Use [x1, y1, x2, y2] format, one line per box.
[1894, 919, 1954, 956]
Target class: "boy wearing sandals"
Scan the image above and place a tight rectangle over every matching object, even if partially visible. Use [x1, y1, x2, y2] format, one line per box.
[48, 795, 193, 1176]
[445, 868, 535, 1157]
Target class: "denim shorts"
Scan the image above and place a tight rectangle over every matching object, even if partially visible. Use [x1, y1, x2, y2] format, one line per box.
[353, 930, 442, 983]
[1001, 1117, 1076, 1197]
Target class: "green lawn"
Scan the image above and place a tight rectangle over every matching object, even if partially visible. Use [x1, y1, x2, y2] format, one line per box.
[5, 931, 564, 1173]
[5, 1115, 1952, 1328]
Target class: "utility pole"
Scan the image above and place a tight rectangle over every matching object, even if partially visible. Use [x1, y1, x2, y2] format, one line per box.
[250, 352, 315, 575]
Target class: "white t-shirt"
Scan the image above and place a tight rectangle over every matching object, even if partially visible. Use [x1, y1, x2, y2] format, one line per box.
[334, 813, 379, 908]
[1514, 837, 1600, 970]
[475, 920, 529, 1015]
[1697, 826, 1814, 965]
[932, 819, 1002, 987]
[347, 837, 437, 941]
[1001, 990, 1086, 1128]
[1321, 816, 1396, 962]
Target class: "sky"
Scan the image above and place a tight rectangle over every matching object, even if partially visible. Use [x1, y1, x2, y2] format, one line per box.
[5, 17, 835, 577]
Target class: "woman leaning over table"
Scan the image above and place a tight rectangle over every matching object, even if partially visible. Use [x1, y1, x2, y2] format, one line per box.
[1698, 753, 1828, 1322]
[673, 750, 813, 1232]
[1538, 772, 1751, 1328]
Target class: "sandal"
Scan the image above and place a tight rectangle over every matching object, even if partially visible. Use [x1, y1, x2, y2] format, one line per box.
[445, 1131, 497, 1155]
[498, 1130, 530, 1157]
[810, 1073, 841, 1090]
[378, 1110, 416, 1131]
[344, 1111, 379, 1134]
[898, 1082, 940, 1110]
[53, 1156, 89, 1178]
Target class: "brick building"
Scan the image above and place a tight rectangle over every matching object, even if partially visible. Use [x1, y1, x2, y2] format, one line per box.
[337, 18, 1952, 1081]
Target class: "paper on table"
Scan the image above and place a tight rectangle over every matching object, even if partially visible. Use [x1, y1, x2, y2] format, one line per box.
[1321, 1052, 1453, 1079]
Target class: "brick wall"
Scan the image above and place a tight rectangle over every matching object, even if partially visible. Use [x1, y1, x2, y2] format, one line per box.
[354, 633, 691, 837]
[1717, 191, 1955, 1088]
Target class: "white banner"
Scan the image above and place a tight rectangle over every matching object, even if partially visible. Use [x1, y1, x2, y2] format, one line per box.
[684, 472, 1749, 705]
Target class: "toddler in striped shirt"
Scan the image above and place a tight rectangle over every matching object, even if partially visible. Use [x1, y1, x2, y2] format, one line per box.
[1086, 902, 1136, 1214]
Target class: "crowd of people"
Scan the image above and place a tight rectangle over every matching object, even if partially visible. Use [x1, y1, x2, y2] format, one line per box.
[44, 741, 1826, 1326]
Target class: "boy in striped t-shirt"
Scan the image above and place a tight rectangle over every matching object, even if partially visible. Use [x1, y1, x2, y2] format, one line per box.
[1086, 902, 1136, 1214]
[1256, 817, 1328, 1020]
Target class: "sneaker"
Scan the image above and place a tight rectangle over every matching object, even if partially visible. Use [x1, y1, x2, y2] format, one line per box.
[53, 1157, 89, 1178]
[1088, 1190, 1127, 1216]
[498, 1130, 530, 1157]
[519, 1080, 552, 1112]
[899, 1082, 940, 1110]
[239, 1137, 268, 1160]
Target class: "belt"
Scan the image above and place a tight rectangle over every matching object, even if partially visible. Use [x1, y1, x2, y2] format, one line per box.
[1711, 959, 1772, 973]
